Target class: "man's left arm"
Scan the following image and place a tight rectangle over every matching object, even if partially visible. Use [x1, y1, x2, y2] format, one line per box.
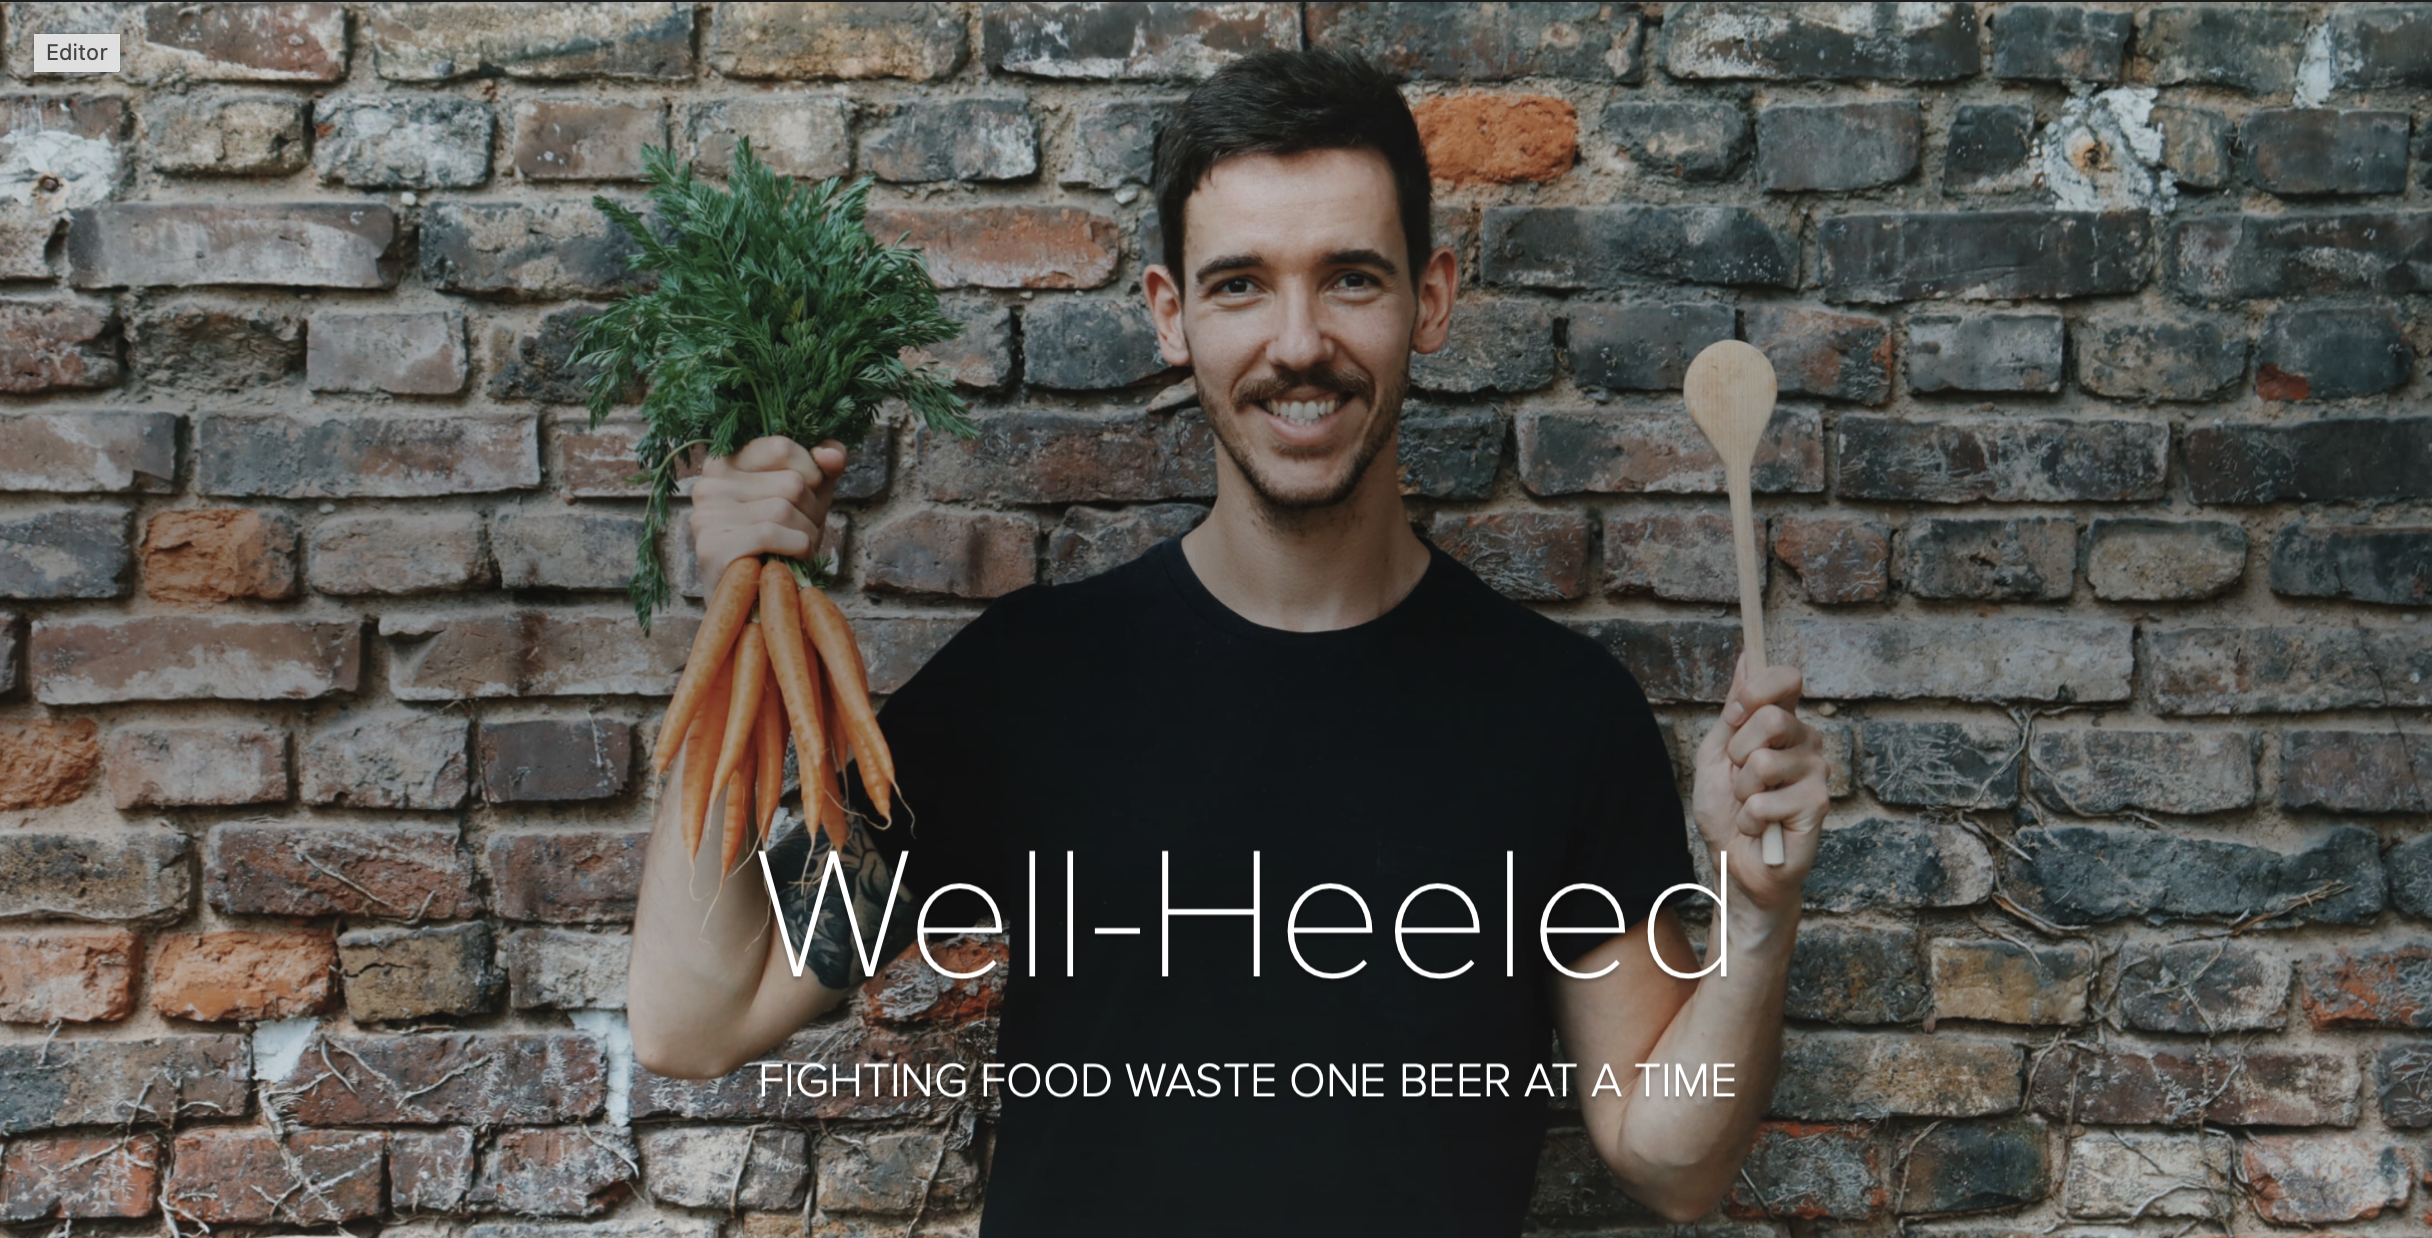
[1549, 655, 1831, 1222]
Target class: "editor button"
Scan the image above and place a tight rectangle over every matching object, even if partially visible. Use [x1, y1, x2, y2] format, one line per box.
[34, 33, 119, 74]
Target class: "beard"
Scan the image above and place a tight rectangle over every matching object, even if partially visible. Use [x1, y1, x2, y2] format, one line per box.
[1197, 358, 1409, 519]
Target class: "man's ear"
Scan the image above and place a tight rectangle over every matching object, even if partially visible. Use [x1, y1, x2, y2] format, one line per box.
[1143, 263, 1193, 367]
[1409, 244, 1460, 355]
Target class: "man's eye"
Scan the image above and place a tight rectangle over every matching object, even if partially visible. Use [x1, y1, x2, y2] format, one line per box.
[1339, 272, 1376, 289]
[1217, 277, 1255, 295]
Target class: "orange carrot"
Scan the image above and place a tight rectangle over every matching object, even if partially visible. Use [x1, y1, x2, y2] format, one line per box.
[753, 683, 784, 851]
[816, 654, 850, 840]
[719, 744, 756, 873]
[796, 584, 894, 821]
[711, 622, 768, 796]
[678, 659, 734, 860]
[655, 557, 761, 779]
[758, 560, 838, 846]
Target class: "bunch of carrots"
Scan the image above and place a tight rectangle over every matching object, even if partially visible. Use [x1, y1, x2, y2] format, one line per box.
[656, 555, 895, 870]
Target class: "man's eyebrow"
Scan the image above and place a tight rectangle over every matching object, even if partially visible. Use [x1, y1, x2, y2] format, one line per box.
[1324, 247, 1399, 276]
[1193, 253, 1261, 284]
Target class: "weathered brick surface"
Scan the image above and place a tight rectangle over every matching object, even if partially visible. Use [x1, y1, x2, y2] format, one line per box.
[466, 1126, 638, 1216]
[128, 299, 301, 391]
[1665, 3, 1979, 81]
[1857, 718, 2020, 809]
[70, 203, 398, 288]
[139, 2, 348, 81]
[1047, 503, 1203, 585]
[0, 928, 138, 1023]
[0, 505, 128, 598]
[1897, 516, 2075, 602]
[1992, 4, 2129, 81]
[984, 2, 1299, 80]
[0, 719, 98, 810]
[488, 831, 647, 924]
[198, 412, 540, 497]
[2143, 4, 2308, 94]
[1942, 102, 2034, 193]
[2028, 727, 2254, 815]
[423, 200, 648, 299]
[2300, 945, 2432, 1030]
[2145, 624, 2432, 713]
[106, 725, 286, 808]
[0, 1036, 249, 1135]
[1518, 406, 1823, 496]
[367, 2, 695, 81]
[381, 608, 696, 699]
[923, 407, 1214, 504]
[1835, 417, 2166, 503]
[691, 95, 853, 180]
[339, 921, 503, 1022]
[710, 2, 965, 80]
[1601, 508, 1745, 604]
[1785, 921, 1924, 1025]
[2243, 108, 2411, 198]
[31, 615, 359, 703]
[2186, 416, 2432, 504]
[1756, 102, 1919, 193]
[141, 508, 296, 603]
[0, 297, 121, 391]
[2376, 1042, 2432, 1127]
[2280, 729, 2432, 814]
[1397, 405, 1503, 501]
[1772, 514, 1888, 604]
[864, 98, 1037, 184]
[0, 1132, 159, 1221]
[310, 510, 494, 595]
[2272, 525, 2432, 608]
[145, 93, 308, 175]
[280, 1031, 604, 1126]
[1909, 311, 2063, 394]
[1485, 205, 1797, 289]
[1817, 211, 2150, 302]
[1772, 1031, 2021, 1120]
[314, 96, 495, 188]
[2156, 103, 2232, 190]
[640, 1124, 811, 1211]
[512, 99, 665, 181]
[207, 821, 479, 919]
[2062, 1130, 2230, 1218]
[148, 928, 336, 1022]
[1567, 302, 1732, 391]
[0, 411, 174, 493]
[2117, 941, 2291, 1033]
[1895, 1118, 2048, 1214]
[1779, 618, 2132, 703]
[2255, 305, 2413, 401]
[1803, 818, 1992, 913]
[307, 310, 468, 394]
[2000, 824, 2384, 927]
[163, 1127, 382, 1226]
[1930, 938, 2092, 1026]
[2170, 212, 2432, 300]
[2031, 1043, 2362, 1127]
[480, 718, 634, 802]
[2072, 311, 2246, 402]
[1311, 3, 1642, 81]
[2084, 518, 2245, 601]
[1430, 510, 1589, 602]
[1724, 1121, 1878, 1219]
[1412, 298, 1554, 393]
[0, 828, 187, 922]
[2241, 1133, 2412, 1224]
[504, 927, 629, 1010]
[1602, 100, 1747, 182]
[1022, 297, 1170, 391]
[1414, 94, 1576, 186]
[867, 206, 1120, 289]
[864, 509, 1036, 599]
[1743, 305, 1890, 404]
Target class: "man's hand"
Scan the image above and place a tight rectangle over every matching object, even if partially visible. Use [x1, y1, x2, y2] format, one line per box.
[1690, 652, 1830, 912]
[690, 436, 848, 586]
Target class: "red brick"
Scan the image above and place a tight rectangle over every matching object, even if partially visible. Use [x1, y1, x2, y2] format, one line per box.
[488, 830, 646, 924]
[0, 411, 176, 493]
[381, 607, 697, 699]
[863, 937, 1007, 1024]
[1725, 1121, 1881, 1220]
[1744, 304, 1894, 404]
[0, 830, 189, 923]
[709, 2, 967, 80]
[512, 99, 666, 180]
[68, 203, 398, 289]
[555, 419, 704, 499]
[866, 206, 1120, 289]
[1773, 513, 1891, 604]
[140, 508, 298, 604]
[305, 310, 468, 394]
[149, 929, 337, 1022]
[1413, 94, 1577, 184]
[864, 509, 1036, 599]
[479, 718, 634, 802]
[163, 1127, 382, 1226]
[1428, 510, 1590, 601]
[30, 616, 360, 703]
[0, 1134, 160, 1221]
[0, 718, 99, 809]
[2301, 945, 2432, 1029]
[1603, 507, 1752, 603]
[2242, 1133, 2414, 1224]
[920, 406, 1215, 504]
[0, 1037, 250, 1134]
[206, 822, 479, 919]
[0, 298, 122, 392]
[2029, 1043, 2361, 1126]
[279, 1031, 606, 1126]
[390, 1126, 474, 1214]
[140, 2, 348, 81]
[0, 929, 138, 1023]
[467, 1126, 638, 1216]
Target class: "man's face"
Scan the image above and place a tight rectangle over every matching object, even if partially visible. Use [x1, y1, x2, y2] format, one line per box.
[1145, 147, 1454, 515]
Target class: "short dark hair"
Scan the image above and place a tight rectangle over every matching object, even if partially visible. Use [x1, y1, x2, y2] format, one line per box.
[1152, 48, 1432, 287]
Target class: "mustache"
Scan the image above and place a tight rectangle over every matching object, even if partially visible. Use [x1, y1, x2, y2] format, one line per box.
[1231, 364, 1375, 407]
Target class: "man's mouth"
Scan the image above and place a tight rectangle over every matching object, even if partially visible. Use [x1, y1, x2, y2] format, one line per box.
[1257, 395, 1347, 427]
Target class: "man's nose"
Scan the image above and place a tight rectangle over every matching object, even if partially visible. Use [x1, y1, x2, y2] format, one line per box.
[1265, 282, 1330, 372]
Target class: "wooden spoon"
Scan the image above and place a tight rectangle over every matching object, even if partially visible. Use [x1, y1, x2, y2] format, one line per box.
[1683, 340, 1786, 867]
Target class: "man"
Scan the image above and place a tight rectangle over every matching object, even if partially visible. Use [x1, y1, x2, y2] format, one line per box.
[628, 49, 1830, 1236]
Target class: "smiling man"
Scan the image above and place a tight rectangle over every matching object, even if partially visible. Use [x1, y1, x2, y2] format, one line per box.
[627, 49, 1830, 1237]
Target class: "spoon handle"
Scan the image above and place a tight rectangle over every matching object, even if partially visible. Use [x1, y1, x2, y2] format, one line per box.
[1725, 460, 1785, 867]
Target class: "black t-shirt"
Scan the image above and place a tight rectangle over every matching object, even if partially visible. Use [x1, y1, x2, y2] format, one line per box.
[837, 535, 1694, 1236]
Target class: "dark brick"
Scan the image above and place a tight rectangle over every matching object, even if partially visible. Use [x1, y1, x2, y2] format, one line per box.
[339, 921, 502, 1021]
[2271, 525, 2432, 608]
[1909, 311, 2061, 394]
[1929, 938, 2093, 1025]
[862, 98, 1035, 183]
[2329, 4, 2432, 89]
[1942, 103, 2035, 193]
[1601, 508, 1747, 604]
[488, 831, 645, 924]
[923, 406, 1212, 503]
[863, 509, 1035, 599]
[466, 1126, 637, 1217]
[2117, 940, 2291, 1033]
[0, 506, 127, 599]
[1396, 405, 1503, 501]
[1743, 305, 1891, 404]
[0, 1036, 248, 1135]
[366, 1, 695, 81]
[2187, 417, 2432, 503]
[0, 830, 188, 923]
[1772, 514, 1888, 604]
[279, 1031, 604, 1126]
[0, 412, 173, 494]
[491, 506, 637, 591]
[835, 424, 894, 501]
[1061, 98, 1168, 189]
[868, 205, 1121, 289]
[1783, 616, 2132, 702]
[1896, 1120, 2048, 1214]
[381, 608, 695, 699]
[1664, 3, 1980, 82]
[423, 200, 648, 300]
[1563, 617, 1740, 703]
[2243, 1132, 2413, 1225]
[1567, 302, 1733, 391]
[706, 2, 965, 80]
[1409, 299, 1553, 394]
[140, 2, 349, 81]
[69, 203, 398, 289]
[491, 304, 626, 404]
[1991, 4, 2129, 81]
[301, 712, 470, 810]
[1818, 210, 2150, 302]
[2376, 1043, 2432, 1127]
[1757, 101, 1920, 193]
[2282, 729, 2432, 815]
[2084, 518, 2244, 601]
[312, 95, 494, 188]
[1804, 818, 1993, 913]
[2001, 824, 2384, 927]
[198, 413, 539, 497]
[1836, 416, 2165, 504]
[511, 99, 665, 181]
[1859, 718, 2021, 809]
[2301, 945, 2432, 1030]
[1518, 406, 1822, 496]
[1483, 205, 1796, 289]
[0, 298, 121, 392]
[2243, 108, 2410, 198]
[1726, 1121, 1880, 1220]
[2254, 305, 2412, 401]
[1308, 2, 1642, 81]
[687, 95, 851, 180]
[2142, 4, 2309, 94]
[31, 615, 358, 704]
[1773, 1031, 2022, 1120]
[310, 511, 493, 595]
[1426, 511, 1588, 602]
[2029, 1042, 2360, 1126]
[2073, 310, 2244, 401]
[208, 821, 478, 920]
[2397, 834, 2432, 920]
[1046, 504, 1203, 585]
[1023, 298, 1170, 391]
[106, 724, 286, 809]
[390, 1125, 474, 1213]
[984, 2, 1299, 80]
[2030, 728, 2254, 816]
[308, 310, 467, 395]
[476, 718, 633, 804]
[162, 1127, 381, 1226]
[1898, 515, 2074, 602]
[0, 1131, 159, 1220]
[1786, 921, 1924, 1024]
[2154, 104, 2233, 190]
[813, 1124, 984, 1215]
[2169, 212, 2432, 300]
[1601, 100, 1746, 182]
[2148, 624, 2432, 714]
[129, 300, 301, 393]
[145, 93, 309, 176]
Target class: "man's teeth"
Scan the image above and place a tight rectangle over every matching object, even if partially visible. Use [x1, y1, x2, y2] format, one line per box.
[1267, 397, 1339, 426]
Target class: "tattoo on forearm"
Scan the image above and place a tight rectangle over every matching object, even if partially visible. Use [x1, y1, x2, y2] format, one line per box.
[763, 806, 915, 991]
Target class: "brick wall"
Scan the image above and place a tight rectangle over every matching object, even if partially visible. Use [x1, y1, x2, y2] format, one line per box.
[0, 1, 2427, 1233]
